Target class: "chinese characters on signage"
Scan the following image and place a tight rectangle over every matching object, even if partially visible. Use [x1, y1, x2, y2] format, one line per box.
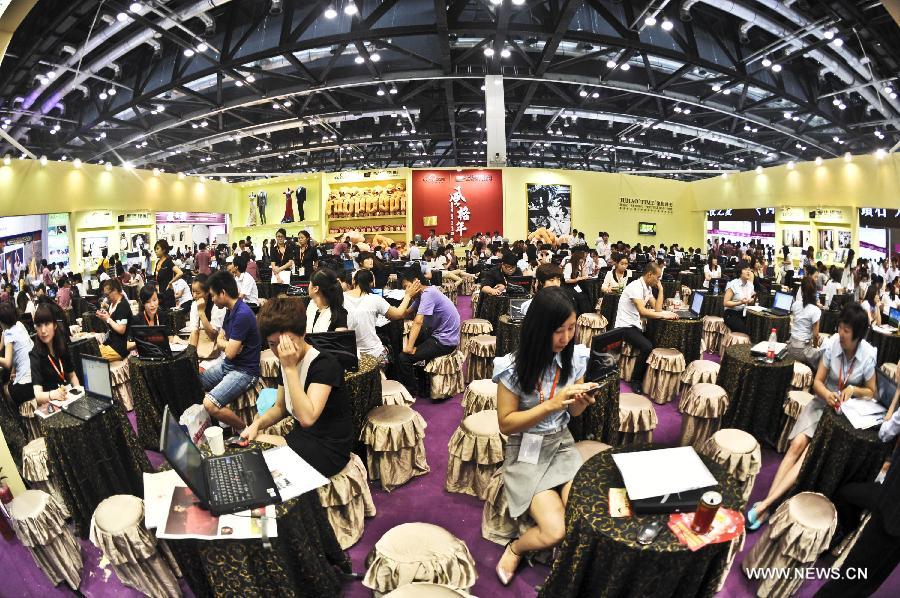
[618, 197, 674, 214]
[449, 186, 471, 239]
[858, 208, 900, 228]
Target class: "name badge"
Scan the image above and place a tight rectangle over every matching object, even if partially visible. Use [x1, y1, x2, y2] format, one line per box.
[517, 433, 543, 465]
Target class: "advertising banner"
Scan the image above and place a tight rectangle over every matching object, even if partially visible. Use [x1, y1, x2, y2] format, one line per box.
[411, 169, 503, 242]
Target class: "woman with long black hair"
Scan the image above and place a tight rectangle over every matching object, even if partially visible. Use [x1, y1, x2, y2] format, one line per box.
[29, 304, 80, 405]
[131, 284, 168, 330]
[306, 269, 348, 333]
[187, 275, 227, 348]
[153, 239, 183, 310]
[493, 286, 598, 585]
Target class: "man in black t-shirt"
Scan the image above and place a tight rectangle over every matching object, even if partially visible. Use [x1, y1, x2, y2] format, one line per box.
[479, 252, 522, 297]
[97, 279, 132, 361]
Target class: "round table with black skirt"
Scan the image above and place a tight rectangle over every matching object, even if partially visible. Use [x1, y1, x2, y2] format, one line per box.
[792, 407, 892, 503]
[123, 283, 139, 300]
[345, 354, 383, 451]
[81, 311, 105, 334]
[162, 441, 351, 598]
[599, 292, 622, 328]
[41, 406, 149, 537]
[700, 293, 725, 318]
[819, 310, 839, 334]
[679, 271, 701, 290]
[745, 309, 791, 344]
[867, 328, 900, 367]
[539, 447, 745, 598]
[567, 372, 620, 444]
[581, 278, 603, 313]
[130, 345, 204, 450]
[661, 280, 680, 300]
[476, 293, 510, 331]
[646, 317, 703, 363]
[718, 345, 795, 448]
[167, 308, 188, 337]
[376, 319, 404, 381]
[496, 314, 522, 358]
[0, 391, 28, 471]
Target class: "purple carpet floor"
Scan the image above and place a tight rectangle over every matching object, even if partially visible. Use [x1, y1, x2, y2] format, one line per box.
[3, 295, 899, 597]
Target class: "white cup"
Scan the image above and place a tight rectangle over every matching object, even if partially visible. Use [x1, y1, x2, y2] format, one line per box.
[204, 426, 225, 456]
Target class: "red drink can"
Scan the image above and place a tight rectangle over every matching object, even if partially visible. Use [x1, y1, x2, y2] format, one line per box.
[691, 491, 722, 534]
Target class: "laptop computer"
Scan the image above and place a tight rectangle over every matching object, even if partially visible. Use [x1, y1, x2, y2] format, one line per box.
[62, 355, 114, 421]
[766, 291, 793, 316]
[132, 325, 173, 360]
[630, 486, 719, 515]
[306, 331, 359, 372]
[675, 291, 704, 321]
[159, 405, 281, 516]
[888, 307, 900, 327]
[508, 297, 528, 323]
[876, 368, 898, 410]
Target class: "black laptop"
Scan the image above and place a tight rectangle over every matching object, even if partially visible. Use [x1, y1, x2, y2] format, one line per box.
[876, 368, 898, 410]
[132, 325, 173, 360]
[766, 291, 794, 317]
[62, 355, 114, 421]
[307, 330, 359, 372]
[630, 486, 719, 515]
[159, 405, 281, 516]
[675, 291, 704, 321]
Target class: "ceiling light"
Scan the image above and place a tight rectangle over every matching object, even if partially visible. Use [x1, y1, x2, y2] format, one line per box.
[377, 88, 385, 96]
[354, 55, 364, 64]
[644, 16, 657, 26]
[197, 42, 208, 53]
[2, 155, 9, 166]
[815, 156, 823, 166]
[105, 162, 112, 171]
[606, 59, 616, 68]
[130, 2, 142, 12]
[389, 87, 397, 95]
[744, 124, 751, 131]
[771, 64, 782, 73]
[116, 12, 128, 22]
[98, 91, 108, 100]
[246, 74, 255, 83]
[711, 84, 721, 92]
[501, 48, 511, 58]
[591, 92, 599, 98]
[46, 70, 56, 80]
[483, 47, 495, 57]
[755, 165, 763, 174]
[579, 90, 588, 97]
[792, 116, 800, 121]
[620, 63, 630, 71]
[660, 19, 674, 31]
[152, 168, 160, 176]
[832, 38, 843, 47]
[823, 29, 835, 40]
[512, 0, 525, 5]
[683, 108, 691, 114]
[324, 6, 337, 19]
[344, 3, 358, 15]
[235, 80, 243, 87]
[108, 88, 116, 96]
[761, 58, 772, 68]
[370, 53, 380, 62]
[722, 88, 731, 95]
[183, 48, 195, 57]
[838, 103, 846, 110]
[200, 120, 208, 127]
[39, 155, 47, 166]
[783, 111, 792, 119]
[49, 129, 57, 135]
[875, 148, 886, 160]
[475, 126, 482, 131]
[891, 93, 897, 100]
[882, 85, 893, 94]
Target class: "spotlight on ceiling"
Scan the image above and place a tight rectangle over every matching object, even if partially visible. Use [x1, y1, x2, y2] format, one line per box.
[183, 48, 195, 57]
[644, 16, 657, 26]
[324, 6, 337, 19]
[344, 3, 358, 16]
[660, 19, 674, 31]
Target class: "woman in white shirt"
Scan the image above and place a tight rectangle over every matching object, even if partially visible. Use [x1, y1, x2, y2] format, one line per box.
[882, 276, 900, 315]
[723, 265, 757, 333]
[187, 276, 227, 348]
[172, 277, 192, 308]
[861, 284, 882, 326]
[601, 254, 629, 294]
[343, 270, 417, 362]
[306, 270, 348, 333]
[786, 278, 822, 368]
[822, 267, 842, 309]
[840, 251, 856, 293]
[703, 256, 722, 289]
[0, 302, 34, 406]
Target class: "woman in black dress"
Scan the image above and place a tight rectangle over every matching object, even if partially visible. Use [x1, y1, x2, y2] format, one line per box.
[131, 284, 168, 329]
[242, 296, 352, 477]
[296, 230, 316, 278]
[30, 304, 80, 405]
[270, 228, 296, 284]
[153, 240, 183, 310]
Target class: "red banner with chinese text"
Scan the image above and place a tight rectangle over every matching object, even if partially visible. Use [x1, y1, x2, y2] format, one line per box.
[411, 169, 503, 242]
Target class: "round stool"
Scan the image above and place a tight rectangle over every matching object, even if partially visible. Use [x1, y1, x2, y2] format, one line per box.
[701, 316, 726, 355]
[459, 319, 492, 356]
[678, 383, 729, 449]
[881, 362, 897, 382]
[424, 350, 466, 400]
[260, 349, 281, 385]
[791, 361, 813, 392]
[460, 278, 477, 296]
[575, 312, 608, 347]
[231, 378, 266, 428]
[462, 379, 498, 416]
[109, 359, 133, 411]
[382, 379, 415, 406]
[574, 440, 611, 466]
[21, 437, 69, 518]
[618, 341, 637, 383]
[7, 490, 82, 590]
[361, 405, 430, 492]
[385, 582, 471, 597]
[482, 468, 534, 546]
[317, 453, 376, 549]
[363, 523, 478, 595]
[742, 492, 837, 598]
[403, 319, 414, 347]
[18, 399, 43, 442]
[720, 331, 751, 357]
[90, 495, 180, 597]
[445, 409, 505, 499]
[643, 348, 686, 405]
[776, 391, 815, 453]
[129, 300, 139, 316]
[470, 291, 480, 317]
[441, 280, 459, 306]
[699, 428, 762, 503]
[465, 335, 496, 384]
[617, 393, 658, 445]
[679, 359, 721, 397]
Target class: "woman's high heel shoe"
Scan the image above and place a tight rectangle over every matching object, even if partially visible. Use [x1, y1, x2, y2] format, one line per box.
[496, 539, 522, 586]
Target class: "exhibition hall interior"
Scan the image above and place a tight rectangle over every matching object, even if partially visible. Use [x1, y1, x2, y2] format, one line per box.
[1, 0, 900, 596]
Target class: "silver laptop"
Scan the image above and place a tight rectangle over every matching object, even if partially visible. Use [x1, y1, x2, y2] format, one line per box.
[675, 291, 704, 320]
[767, 291, 793, 316]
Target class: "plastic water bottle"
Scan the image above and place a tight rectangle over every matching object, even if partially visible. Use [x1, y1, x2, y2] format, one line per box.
[712, 280, 719, 295]
[674, 289, 682, 308]
[766, 328, 778, 363]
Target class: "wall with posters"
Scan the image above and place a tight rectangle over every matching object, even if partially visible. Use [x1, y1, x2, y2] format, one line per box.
[411, 169, 503, 242]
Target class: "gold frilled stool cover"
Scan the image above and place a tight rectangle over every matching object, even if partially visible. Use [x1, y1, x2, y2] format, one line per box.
[110, 359, 134, 411]
[382, 379, 416, 406]
[575, 312, 608, 347]
[465, 335, 496, 384]
[881, 362, 897, 382]
[317, 453, 376, 549]
[791, 361, 814, 392]
[21, 437, 69, 518]
[89, 495, 181, 598]
[481, 467, 534, 545]
[699, 428, 762, 503]
[742, 492, 837, 598]
[701, 316, 727, 354]
[363, 522, 478, 595]
[643, 347, 686, 405]
[678, 383, 729, 449]
[459, 319, 492, 355]
[231, 378, 267, 427]
[460, 278, 477, 297]
[617, 392, 658, 446]
[776, 390, 815, 453]
[129, 300, 140, 316]
[361, 405, 430, 492]
[618, 341, 638, 382]
[424, 350, 466, 400]
[462, 379, 498, 416]
[8, 489, 83, 591]
[441, 280, 459, 306]
[445, 409, 506, 499]
[260, 349, 281, 380]
[384, 582, 472, 597]
[720, 331, 751, 357]
[18, 398, 43, 442]
[679, 359, 721, 397]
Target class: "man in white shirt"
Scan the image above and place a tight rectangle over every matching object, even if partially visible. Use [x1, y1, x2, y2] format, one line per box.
[614, 261, 677, 389]
[229, 256, 259, 307]
[722, 264, 757, 333]
[408, 245, 422, 260]
[595, 232, 611, 263]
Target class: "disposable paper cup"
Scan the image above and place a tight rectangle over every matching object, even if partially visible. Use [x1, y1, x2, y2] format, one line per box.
[204, 426, 225, 456]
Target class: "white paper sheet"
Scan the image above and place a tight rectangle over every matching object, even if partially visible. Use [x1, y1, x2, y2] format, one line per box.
[612, 446, 719, 501]
[262, 445, 329, 502]
[840, 399, 886, 430]
[143, 470, 183, 529]
[750, 341, 786, 355]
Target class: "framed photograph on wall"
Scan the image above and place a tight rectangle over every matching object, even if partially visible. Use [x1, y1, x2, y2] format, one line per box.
[527, 184, 571, 237]
[837, 230, 852, 249]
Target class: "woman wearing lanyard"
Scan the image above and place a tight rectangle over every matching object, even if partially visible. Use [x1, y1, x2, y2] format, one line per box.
[29, 304, 80, 407]
[492, 286, 598, 585]
[296, 230, 316, 278]
[306, 270, 347, 333]
[270, 228, 296, 284]
[601, 253, 629, 293]
[153, 240, 183, 310]
[746, 304, 877, 531]
[131, 285, 168, 330]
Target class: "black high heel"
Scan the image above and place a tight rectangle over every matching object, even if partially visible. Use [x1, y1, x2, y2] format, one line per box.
[496, 539, 522, 586]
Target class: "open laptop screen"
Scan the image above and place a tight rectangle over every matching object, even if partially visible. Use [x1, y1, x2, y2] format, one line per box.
[82, 355, 113, 400]
[160, 406, 208, 501]
[772, 291, 793, 311]
[690, 291, 704, 315]
[876, 369, 898, 409]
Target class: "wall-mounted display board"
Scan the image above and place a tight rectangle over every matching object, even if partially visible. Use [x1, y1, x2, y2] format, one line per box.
[527, 183, 571, 237]
[411, 169, 503, 242]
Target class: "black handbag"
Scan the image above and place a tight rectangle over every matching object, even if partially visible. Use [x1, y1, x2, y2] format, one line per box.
[306, 331, 359, 372]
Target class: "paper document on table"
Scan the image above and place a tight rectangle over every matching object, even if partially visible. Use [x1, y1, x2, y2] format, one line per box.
[872, 325, 897, 335]
[612, 447, 719, 501]
[263, 445, 329, 502]
[745, 305, 766, 313]
[841, 399, 886, 430]
[155, 486, 277, 540]
[143, 470, 183, 529]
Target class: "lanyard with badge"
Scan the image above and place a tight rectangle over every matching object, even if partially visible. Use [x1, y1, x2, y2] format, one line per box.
[518, 368, 560, 465]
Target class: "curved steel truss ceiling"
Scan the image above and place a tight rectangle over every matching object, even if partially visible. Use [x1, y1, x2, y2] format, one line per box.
[0, 0, 897, 181]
